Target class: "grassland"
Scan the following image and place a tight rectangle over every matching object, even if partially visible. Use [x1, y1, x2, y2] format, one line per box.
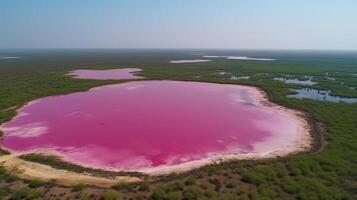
[0, 49, 357, 199]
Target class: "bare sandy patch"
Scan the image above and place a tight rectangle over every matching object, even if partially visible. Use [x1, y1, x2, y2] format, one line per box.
[0, 154, 141, 187]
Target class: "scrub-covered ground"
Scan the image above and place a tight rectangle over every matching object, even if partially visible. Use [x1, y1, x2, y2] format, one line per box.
[0, 49, 357, 200]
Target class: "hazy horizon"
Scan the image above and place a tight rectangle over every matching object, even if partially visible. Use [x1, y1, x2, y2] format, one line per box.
[1, 0, 357, 50]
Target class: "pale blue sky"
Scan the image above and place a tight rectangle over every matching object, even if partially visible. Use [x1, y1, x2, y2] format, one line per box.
[1, 0, 356, 49]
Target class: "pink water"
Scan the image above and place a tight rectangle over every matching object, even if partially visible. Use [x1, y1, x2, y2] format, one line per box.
[68, 68, 143, 80]
[1, 81, 303, 171]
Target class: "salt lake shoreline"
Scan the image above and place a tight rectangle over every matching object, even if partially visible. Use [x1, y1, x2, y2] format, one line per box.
[0, 80, 317, 186]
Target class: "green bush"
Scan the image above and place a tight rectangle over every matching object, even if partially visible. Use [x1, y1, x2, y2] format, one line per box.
[11, 187, 31, 200]
[166, 191, 182, 200]
[204, 188, 218, 199]
[27, 189, 44, 199]
[0, 166, 6, 174]
[72, 183, 86, 192]
[0, 188, 9, 199]
[4, 174, 19, 183]
[111, 182, 131, 191]
[209, 178, 222, 191]
[138, 181, 150, 191]
[11, 187, 43, 200]
[100, 190, 117, 200]
[0, 148, 10, 155]
[221, 193, 238, 200]
[240, 171, 265, 185]
[149, 187, 166, 200]
[226, 179, 239, 188]
[183, 186, 204, 200]
[28, 179, 46, 188]
[184, 176, 196, 186]
[79, 192, 90, 200]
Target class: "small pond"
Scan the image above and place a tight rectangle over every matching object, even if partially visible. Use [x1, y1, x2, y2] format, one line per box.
[288, 88, 357, 103]
[68, 68, 143, 80]
[273, 77, 316, 86]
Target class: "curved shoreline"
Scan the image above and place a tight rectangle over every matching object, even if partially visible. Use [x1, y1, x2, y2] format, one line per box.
[0, 80, 314, 185]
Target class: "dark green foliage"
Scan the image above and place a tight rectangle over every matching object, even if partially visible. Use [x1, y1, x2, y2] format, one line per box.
[183, 185, 204, 200]
[72, 183, 86, 192]
[0, 188, 8, 199]
[111, 182, 131, 191]
[149, 187, 166, 200]
[226, 178, 239, 188]
[28, 179, 46, 188]
[11, 187, 43, 200]
[4, 174, 19, 183]
[240, 171, 265, 185]
[138, 181, 150, 191]
[149, 183, 184, 200]
[184, 175, 196, 186]
[100, 190, 117, 200]
[221, 193, 238, 200]
[209, 177, 222, 192]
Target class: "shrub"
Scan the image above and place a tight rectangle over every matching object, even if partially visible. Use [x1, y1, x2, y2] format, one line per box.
[28, 179, 46, 188]
[204, 188, 217, 199]
[185, 176, 196, 186]
[11, 187, 43, 200]
[72, 183, 86, 192]
[240, 171, 265, 185]
[209, 178, 222, 191]
[11, 187, 31, 200]
[221, 193, 238, 200]
[4, 174, 19, 183]
[111, 182, 131, 191]
[149, 187, 166, 200]
[0, 149, 10, 155]
[0, 166, 6, 174]
[138, 181, 150, 191]
[27, 189, 44, 199]
[79, 192, 90, 200]
[166, 191, 182, 200]
[183, 186, 204, 200]
[0, 187, 9, 199]
[100, 190, 117, 200]
[226, 179, 239, 188]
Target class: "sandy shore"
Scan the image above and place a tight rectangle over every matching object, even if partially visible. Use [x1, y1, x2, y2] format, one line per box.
[0, 154, 141, 187]
[0, 82, 313, 184]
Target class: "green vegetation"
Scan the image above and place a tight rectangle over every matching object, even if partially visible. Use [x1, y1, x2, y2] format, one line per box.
[0, 50, 357, 199]
[100, 190, 118, 200]
[72, 183, 86, 192]
[27, 179, 46, 188]
[11, 187, 43, 200]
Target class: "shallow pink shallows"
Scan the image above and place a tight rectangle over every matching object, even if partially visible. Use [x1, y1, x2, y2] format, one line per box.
[1, 81, 301, 171]
[68, 68, 143, 80]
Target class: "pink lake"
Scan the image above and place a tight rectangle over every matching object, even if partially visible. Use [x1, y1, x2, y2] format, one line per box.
[0, 81, 309, 173]
[68, 68, 144, 80]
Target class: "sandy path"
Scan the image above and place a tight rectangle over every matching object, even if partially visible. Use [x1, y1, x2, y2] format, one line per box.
[0, 154, 142, 187]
